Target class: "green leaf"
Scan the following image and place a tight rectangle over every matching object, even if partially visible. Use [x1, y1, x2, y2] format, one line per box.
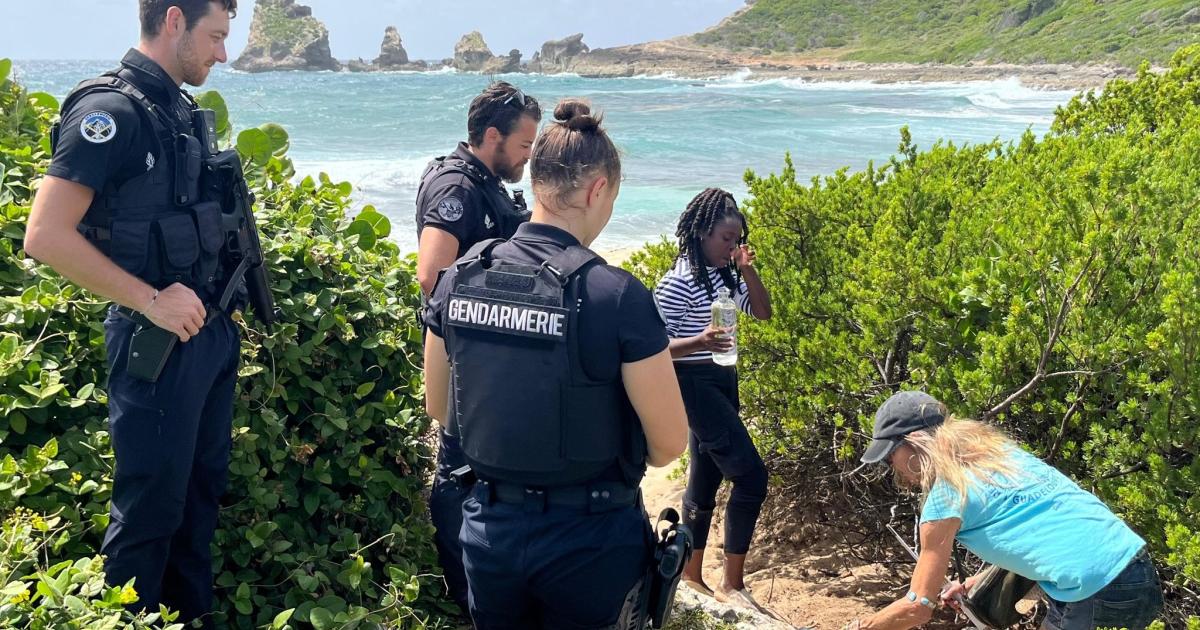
[236, 128, 273, 166]
[27, 92, 59, 112]
[10, 412, 27, 435]
[272, 608, 296, 629]
[259, 123, 290, 155]
[345, 220, 377, 251]
[0, 59, 11, 84]
[354, 381, 376, 399]
[356, 206, 391, 238]
[309, 607, 334, 630]
[234, 582, 252, 615]
[195, 91, 230, 143]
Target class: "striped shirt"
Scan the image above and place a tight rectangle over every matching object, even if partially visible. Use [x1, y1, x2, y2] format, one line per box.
[654, 257, 754, 363]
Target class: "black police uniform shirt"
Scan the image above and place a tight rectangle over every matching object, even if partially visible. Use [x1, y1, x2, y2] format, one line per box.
[416, 142, 511, 256]
[424, 223, 670, 477]
[48, 49, 193, 196]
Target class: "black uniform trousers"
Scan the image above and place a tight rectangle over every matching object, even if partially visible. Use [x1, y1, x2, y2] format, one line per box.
[100, 306, 240, 624]
[460, 482, 651, 629]
[429, 429, 471, 610]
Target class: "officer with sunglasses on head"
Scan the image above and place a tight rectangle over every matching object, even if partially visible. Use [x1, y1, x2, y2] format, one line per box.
[414, 81, 541, 612]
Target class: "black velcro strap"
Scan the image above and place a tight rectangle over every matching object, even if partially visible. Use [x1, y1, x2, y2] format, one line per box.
[457, 238, 504, 267]
[543, 245, 601, 283]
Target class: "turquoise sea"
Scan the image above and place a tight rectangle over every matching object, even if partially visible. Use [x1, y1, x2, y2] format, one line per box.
[12, 61, 1077, 253]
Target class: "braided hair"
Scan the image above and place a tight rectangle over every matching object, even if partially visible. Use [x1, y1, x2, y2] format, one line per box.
[675, 188, 748, 300]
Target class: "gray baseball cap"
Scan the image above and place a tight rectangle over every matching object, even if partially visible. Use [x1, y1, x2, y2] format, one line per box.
[860, 391, 947, 464]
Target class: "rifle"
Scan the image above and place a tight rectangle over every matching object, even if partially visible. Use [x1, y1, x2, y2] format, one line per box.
[195, 109, 279, 330]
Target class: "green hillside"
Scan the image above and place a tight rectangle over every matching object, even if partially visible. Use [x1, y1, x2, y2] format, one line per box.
[694, 0, 1199, 67]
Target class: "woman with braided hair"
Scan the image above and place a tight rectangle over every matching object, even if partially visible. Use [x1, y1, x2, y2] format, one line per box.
[654, 188, 775, 613]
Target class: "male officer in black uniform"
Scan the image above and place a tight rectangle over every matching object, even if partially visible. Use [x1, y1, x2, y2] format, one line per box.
[25, 1, 241, 624]
[414, 81, 541, 293]
[414, 81, 541, 611]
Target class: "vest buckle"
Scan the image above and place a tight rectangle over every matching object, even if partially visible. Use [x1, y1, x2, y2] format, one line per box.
[540, 261, 567, 285]
[523, 487, 547, 513]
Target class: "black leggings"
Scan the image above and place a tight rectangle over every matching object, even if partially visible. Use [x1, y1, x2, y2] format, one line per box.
[675, 362, 768, 555]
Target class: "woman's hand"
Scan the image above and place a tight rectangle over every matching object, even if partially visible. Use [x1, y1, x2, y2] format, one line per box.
[697, 325, 733, 352]
[732, 244, 756, 270]
[939, 575, 979, 610]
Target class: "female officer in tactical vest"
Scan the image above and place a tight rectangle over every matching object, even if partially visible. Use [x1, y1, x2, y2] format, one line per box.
[423, 100, 689, 629]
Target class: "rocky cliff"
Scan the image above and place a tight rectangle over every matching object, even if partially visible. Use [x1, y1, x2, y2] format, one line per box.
[528, 33, 590, 73]
[232, 0, 340, 72]
[482, 49, 523, 74]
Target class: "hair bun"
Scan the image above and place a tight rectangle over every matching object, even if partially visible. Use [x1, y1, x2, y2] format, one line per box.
[554, 99, 602, 133]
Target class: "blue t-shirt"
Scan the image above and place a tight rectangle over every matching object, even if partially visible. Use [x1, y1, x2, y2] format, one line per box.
[920, 448, 1144, 603]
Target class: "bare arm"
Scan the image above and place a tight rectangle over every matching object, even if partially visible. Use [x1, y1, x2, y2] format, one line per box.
[621, 349, 688, 467]
[667, 325, 733, 359]
[740, 264, 772, 320]
[417, 228, 461, 296]
[26, 176, 206, 341]
[734, 245, 772, 320]
[856, 518, 961, 630]
[423, 329, 450, 428]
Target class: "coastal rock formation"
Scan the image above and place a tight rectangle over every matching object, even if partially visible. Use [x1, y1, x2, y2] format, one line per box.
[996, 0, 1058, 30]
[482, 49, 523, 74]
[528, 34, 590, 73]
[375, 26, 410, 67]
[453, 31, 494, 72]
[232, 0, 340, 72]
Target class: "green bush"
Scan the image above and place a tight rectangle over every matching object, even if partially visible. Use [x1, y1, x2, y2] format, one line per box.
[629, 47, 1200, 624]
[0, 60, 453, 628]
[0, 506, 179, 629]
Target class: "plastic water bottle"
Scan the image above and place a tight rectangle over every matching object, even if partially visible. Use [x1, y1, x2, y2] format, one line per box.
[710, 286, 738, 366]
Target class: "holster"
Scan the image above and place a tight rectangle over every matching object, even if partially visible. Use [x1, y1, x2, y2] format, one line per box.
[115, 307, 179, 383]
[643, 508, 693, 628]
[127, 318, 178, 382]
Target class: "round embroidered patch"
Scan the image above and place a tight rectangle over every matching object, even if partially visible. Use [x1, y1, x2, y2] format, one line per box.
[438, 197, 465, 223]
[80, 111, 117, 144]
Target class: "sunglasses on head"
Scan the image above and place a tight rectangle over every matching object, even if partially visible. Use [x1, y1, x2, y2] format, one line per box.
[501, 89, 527, 108]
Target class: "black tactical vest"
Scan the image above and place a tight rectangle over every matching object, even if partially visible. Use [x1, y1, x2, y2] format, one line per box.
[443, 239, 647, 488]
[52, 70, 224, 295]
[415, 155, 530, 240]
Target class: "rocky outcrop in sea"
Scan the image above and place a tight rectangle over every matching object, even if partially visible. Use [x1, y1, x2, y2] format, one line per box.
[232, 0, 340, 72]
[528, 33, 590, 73]
[347, 26, 431, 72]
[453, 31, 494, 72]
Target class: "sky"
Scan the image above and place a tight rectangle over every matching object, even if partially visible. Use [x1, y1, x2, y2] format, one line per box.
[1, 0, 748, 61]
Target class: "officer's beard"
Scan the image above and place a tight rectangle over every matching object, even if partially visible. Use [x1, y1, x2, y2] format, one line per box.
[492, 143, 526, 184]
[176, 34, 210, 87]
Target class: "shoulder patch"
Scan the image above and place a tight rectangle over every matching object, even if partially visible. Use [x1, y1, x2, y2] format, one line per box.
[79, 111, 117, 144]
[438, 197, 465, 223]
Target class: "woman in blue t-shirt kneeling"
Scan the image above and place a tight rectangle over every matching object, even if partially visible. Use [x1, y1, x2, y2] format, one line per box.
[847, 391, 1163, 630]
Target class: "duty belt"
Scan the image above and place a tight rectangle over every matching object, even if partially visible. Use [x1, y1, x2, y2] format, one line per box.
[113, 302, 225, 328]
[478, 479, 640, 513]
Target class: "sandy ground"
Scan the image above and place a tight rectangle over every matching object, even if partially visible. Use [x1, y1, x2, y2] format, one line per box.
[640, 464, 889, 629]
